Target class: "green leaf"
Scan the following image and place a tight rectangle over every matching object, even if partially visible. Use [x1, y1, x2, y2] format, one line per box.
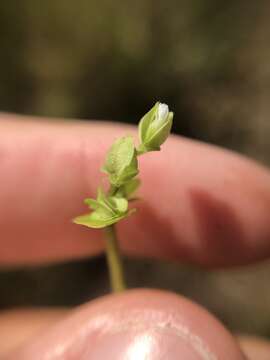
[74, 186, 135, 228]
[115, 178, 141, 199]
[124, 178, 141, 197]
[96, 186, 107, 203]
[84, 198, 99, 210]
[73, 199, 135, 228]
[109, 197, 128, 213]
[102, 136, 138, 187]
[138, 102, 173, 153]
[73, 210, 126, 229]
[96, 187, 116, 214]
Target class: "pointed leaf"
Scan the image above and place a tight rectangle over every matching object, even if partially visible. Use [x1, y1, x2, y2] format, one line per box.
[116, 178, 141, 199]
[109, 197, 128, 213]
[84, 198, 99, 210]
[124, 178, 141, 198]
[73, 207, 128, 228]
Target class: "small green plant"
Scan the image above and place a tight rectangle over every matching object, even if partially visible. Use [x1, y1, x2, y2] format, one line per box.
[74, 102, 173, 292]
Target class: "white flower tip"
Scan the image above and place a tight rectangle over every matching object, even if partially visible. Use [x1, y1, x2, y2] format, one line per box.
[157, 103, 169, 120]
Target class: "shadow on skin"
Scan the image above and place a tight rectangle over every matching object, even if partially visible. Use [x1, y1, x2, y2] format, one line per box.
[189, 188, 248, 267]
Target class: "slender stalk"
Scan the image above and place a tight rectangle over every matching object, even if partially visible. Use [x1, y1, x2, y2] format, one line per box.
[104, 224, 126, 292]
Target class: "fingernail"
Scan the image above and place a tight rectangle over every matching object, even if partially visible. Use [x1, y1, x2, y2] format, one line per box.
[81, 323, 212, 359]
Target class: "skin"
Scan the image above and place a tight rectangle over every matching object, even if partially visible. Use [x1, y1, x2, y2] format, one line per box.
[1, 114, 270, 358]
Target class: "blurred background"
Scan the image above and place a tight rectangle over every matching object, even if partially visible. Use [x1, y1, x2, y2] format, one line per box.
[0, 0, 270, 339]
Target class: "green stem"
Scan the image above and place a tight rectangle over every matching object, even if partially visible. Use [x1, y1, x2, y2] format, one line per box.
[104, 225, 126, 292]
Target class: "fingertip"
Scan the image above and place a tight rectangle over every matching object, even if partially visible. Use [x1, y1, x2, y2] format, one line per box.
[8, 290, 245, 359]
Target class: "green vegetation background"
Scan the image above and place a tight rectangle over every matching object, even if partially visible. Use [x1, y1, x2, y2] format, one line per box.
[0, 1, 270, 337]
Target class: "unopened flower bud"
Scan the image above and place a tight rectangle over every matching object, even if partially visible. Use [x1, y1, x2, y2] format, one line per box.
[138, 102, 173, 153]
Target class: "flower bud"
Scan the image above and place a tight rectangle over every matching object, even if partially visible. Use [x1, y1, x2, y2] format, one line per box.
[138, 102, 173, 153]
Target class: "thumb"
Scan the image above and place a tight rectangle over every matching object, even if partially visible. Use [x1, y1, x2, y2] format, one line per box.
[6, 289, 245, 359]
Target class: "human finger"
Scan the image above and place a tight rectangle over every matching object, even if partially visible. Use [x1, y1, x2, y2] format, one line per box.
[238, 335, 270, 360]
[3, 311, 270, 358]
[5, 289, 245, 359]
[0, 308, 68, 357]
[0, 114, 270, 266]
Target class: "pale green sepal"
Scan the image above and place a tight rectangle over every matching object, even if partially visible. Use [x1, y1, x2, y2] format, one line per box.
[138, 102, 159, 144]
[145, 111, 173, 151]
